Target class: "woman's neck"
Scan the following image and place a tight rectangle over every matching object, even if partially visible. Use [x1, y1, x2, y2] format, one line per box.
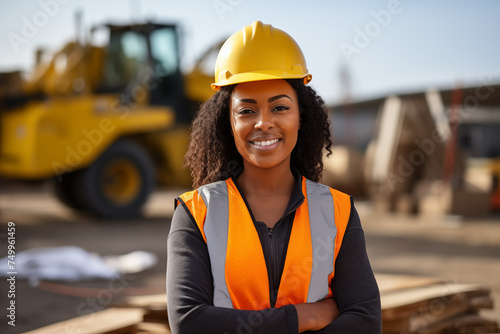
[237, 160, 295, 198]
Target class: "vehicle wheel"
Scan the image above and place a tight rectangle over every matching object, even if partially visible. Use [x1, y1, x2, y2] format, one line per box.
[54, 171, 87, 210]
[78, 139, 155, 219]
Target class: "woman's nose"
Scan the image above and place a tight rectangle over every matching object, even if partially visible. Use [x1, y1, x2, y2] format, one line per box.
[254, 111, 274, 131]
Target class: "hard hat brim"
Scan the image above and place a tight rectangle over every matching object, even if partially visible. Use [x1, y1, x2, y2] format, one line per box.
[211, 72, 312, 90]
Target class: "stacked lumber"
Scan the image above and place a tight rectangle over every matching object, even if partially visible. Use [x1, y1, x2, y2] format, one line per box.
[21, 274, 498, 334]
[377, 274, 500, 334]
[21, 295, 170, 334]
[21, 307, 146, 334]
[116, 294, 170, 332]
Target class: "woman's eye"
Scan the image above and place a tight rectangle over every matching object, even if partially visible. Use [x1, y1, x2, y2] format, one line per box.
[237, 108, 254, 115]
[273, 105, 289, 112]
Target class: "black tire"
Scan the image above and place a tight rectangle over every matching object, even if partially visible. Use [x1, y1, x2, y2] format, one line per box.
[53, 171, 87, 210]
[76, 139, 155, 219]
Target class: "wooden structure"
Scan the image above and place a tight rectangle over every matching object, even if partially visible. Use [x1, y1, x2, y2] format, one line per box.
[328, 84, 500, 214]
[378, 274, 499, 333]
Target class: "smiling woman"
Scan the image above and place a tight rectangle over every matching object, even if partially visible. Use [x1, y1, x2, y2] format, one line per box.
[167, 21, 381, 333]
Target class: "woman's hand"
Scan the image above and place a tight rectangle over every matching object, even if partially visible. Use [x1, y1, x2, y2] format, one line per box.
[295, 298, 339, 332]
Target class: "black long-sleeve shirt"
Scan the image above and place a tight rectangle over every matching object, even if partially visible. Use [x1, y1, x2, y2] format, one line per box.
[167, 175, 381, 333]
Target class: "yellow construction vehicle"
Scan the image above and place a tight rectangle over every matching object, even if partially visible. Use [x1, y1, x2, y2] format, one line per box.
[0, 22, 215, 218]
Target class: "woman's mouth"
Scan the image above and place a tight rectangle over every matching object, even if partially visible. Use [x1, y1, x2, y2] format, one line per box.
[251, 138, 280, 146]
[249, 138, 282, 150]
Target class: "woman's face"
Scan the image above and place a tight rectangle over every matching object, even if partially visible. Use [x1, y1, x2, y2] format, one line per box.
[230, 79, 300, 170]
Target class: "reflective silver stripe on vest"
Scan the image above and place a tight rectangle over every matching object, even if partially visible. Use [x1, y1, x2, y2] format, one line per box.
[198, 181, 233, 308]
[305, 180, 336, 302]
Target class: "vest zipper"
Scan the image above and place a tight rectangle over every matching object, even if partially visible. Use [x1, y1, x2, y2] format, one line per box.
[268, 227, 276, 308]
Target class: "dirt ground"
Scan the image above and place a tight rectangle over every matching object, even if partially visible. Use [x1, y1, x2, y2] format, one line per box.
[0, 180, 499, 334]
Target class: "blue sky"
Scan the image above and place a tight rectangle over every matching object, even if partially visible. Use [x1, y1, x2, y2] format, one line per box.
[1, 0, 499, 104]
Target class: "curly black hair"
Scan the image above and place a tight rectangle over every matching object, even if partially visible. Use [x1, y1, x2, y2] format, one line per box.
[184, 79, 333, 188]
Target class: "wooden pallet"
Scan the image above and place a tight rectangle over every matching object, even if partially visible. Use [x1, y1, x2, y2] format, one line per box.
[376, 274, 499, 334]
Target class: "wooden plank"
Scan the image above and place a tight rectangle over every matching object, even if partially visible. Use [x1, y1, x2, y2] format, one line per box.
[381, 282, 488, 312]
[115, 294, 169, 328]
[21, 308, 144, 334]
[136, 323, 171, 334]
[417, 313, 500, 334]
[376, 274, 443, 293]
[143, 305, 168, 324]
[117, 294, 167, 309]
[382, 292, 492, 332]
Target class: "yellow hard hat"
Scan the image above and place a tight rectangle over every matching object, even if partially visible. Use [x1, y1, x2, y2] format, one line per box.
[211, 21, 312, 90]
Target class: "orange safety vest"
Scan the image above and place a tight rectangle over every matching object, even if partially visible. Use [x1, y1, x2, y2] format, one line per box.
[177, 176, 351, 310]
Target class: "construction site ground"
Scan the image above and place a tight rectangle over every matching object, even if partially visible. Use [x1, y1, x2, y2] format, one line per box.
[0, 180, 499, 333]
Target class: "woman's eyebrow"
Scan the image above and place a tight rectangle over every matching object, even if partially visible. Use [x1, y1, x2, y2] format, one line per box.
[236, 98, 257, 104]
[268, 94, 292, 102]
[235, 95, 292, 104]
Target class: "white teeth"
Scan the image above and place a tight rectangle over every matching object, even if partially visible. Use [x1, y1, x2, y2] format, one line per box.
[253, 139, 279, 147]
